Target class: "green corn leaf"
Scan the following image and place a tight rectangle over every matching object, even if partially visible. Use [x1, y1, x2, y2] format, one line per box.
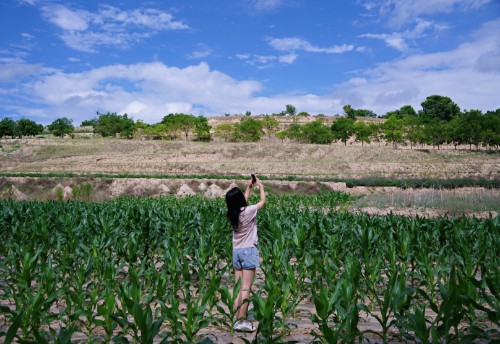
[5, 310, 23, 344]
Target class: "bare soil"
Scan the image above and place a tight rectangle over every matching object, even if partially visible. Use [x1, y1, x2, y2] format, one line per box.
[1, 138, 498, 179]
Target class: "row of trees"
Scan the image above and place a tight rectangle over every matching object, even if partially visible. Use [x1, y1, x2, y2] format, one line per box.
[1, 95, 498, 149]
[211, 96, 499, 150]
[128, 95, 495, 149]
[0, 118, 45, 138]
[265, 109, 499, 150]
[81, 112, 212, 140]
[137, 113, 211, 141]
[0, 117, 75, 138]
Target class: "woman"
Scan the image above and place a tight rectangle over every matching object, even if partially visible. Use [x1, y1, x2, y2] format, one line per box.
[225, 176, 266, 332]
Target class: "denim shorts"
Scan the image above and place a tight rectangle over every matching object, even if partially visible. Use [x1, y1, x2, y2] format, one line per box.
[233, 247, 260, 270]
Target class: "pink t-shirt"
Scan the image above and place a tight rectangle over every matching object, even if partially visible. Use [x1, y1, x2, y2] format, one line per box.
[233, 204, 258, 249]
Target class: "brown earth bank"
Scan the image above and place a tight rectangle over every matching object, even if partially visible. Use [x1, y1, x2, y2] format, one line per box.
[0, 176, 498, 219]
[1, 138, 498, 179]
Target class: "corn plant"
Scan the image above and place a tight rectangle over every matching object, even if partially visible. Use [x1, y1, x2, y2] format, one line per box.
[249, 278, 287, 344]
[215, 278, 242, 335]
[311, 257, 364, 344]
[1, 193, 499, 342]
[398, 305, 432, 344]
[417, 267, 473, 343]
[365, 264, 414, 344]
[1, 249, 62, 343]
[112, 268, 164, 344]
[310, 281, 343, 344]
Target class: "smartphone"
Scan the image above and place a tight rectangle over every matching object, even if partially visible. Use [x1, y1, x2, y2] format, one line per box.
[251, 174, 256, 183]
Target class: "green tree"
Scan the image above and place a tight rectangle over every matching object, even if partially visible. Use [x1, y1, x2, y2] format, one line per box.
[0, 117, 16, 138]
[402, 115, 423, 149]
[460, 109, 484, 150]
[47, 117, 74, 137]
[281, 124, 303, 142]
[132, 120, 150, 138]
[81, 118, 98, 127]
[354, 108, 377, 118]
[423, 119, 446, 149]
[276, 130, 287, 142]
[133, 120, 149, 130]
[420, 95, 460, 122]
[353, 121, 372, 146]
[384, 105, 417, 119]
[16, 118, 44, 138]
[235, 117, 263, 142]
[400, 105, 417, 117]
[343, 104, 356, 120]
[446, 115, 466, 149]
[143, 123, 170, 139]
[95, 112, 135, 138]
[301, 120, 333, 144]
[483, 109, 500, 149]
[262, 115, 280, 138]
[213, 123, 235, 142]
[193, 116, 211, 141]
[369, 122, 383, 145]
[161, 113, 196, 140]
[331, 117, 355, 145]
[382, 115, 405, 149]
[285, 104, 296, 116]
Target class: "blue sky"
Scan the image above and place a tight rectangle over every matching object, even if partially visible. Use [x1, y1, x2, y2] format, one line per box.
[1, 0, 499, 125]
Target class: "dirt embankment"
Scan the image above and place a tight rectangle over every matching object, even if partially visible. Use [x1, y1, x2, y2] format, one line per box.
[1, 138, 498, 180]
[1, 176, 497, 219]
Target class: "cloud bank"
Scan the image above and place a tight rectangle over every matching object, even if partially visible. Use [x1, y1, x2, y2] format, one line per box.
[40, 4, 190, 52]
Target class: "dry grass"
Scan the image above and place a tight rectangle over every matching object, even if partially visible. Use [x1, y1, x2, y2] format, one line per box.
[354, 187, 500, 214]
[1, 138, 498, 179]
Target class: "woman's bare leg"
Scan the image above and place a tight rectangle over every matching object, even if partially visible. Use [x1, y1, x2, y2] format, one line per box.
[234, 268, 256, 319]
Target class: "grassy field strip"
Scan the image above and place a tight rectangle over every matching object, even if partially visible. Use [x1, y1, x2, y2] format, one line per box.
[0, 172, 499, 189]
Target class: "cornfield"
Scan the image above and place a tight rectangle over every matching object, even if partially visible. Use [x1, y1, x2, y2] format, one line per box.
[0, 192, 498, 343]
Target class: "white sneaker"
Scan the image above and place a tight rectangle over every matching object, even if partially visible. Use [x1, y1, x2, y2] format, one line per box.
[235, 320, 254, 332]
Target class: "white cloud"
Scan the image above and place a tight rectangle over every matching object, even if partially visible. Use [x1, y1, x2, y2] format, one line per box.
[236, 54, 251, 60]
[360, 19, 448, 52]
[0, 49, 45, 83]
[59, 30, 150, 53]
[336, 19, 500, 114]
[20, 33, 36, 40]
[0, 63, 43, 83]
[3, 20, 498, 124]
[268, 37, 355, 54]
[476, 51, 500, 73]
[40, 4, 190, 53]
[21, 62, 262, 123]
[18, 0, 37, 5]
[42, 5, 90, 31]
[236, 53, 280, 68]
[188, 44, 212, 59]
[361, 33, 409, 52]
[279, 54, 297, 64]
[251, 0, 283, 11]
[363, 0, 492, 28]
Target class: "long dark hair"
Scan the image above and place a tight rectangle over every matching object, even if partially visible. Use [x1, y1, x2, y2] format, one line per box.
[225, 187, 247, 231]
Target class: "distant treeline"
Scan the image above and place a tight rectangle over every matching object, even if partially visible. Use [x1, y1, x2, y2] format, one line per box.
[1, 95, 499, 150]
